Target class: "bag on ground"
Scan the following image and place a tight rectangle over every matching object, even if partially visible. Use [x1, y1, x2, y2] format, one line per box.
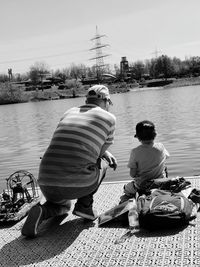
[137, 189, 195, 230]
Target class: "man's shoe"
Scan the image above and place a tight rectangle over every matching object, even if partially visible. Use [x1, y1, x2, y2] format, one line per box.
[21, 204, 43, 238]
[72, 204, 97, 220]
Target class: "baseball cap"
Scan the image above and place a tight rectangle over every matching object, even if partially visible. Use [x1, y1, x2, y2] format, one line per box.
[134, 120, 156, 140]
[86, 85, 112, 104]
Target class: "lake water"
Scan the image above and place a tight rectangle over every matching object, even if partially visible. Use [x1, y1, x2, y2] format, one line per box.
[0, 85, 200, 191]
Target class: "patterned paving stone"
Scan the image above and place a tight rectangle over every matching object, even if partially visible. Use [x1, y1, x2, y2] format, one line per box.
[0, 177, 200, 267]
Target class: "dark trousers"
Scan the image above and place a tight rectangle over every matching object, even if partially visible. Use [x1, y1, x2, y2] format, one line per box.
[40, 159, 108, 219]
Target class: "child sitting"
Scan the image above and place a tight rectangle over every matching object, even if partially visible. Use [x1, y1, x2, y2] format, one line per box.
[120, 120, 170, 203]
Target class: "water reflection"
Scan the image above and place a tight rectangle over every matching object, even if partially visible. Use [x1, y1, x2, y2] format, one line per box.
[0, 86, 200, 190]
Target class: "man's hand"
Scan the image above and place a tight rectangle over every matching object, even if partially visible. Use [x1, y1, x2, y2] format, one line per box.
[102, 151, 117, 170]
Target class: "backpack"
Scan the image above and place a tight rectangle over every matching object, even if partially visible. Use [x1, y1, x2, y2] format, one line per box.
[137, 189, 195, 230]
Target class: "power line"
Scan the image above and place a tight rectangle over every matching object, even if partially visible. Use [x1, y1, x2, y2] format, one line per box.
[0, 49, 88, 65]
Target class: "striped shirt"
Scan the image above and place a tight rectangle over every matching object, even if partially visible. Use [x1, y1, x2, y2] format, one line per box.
[38, 104, 116, 189]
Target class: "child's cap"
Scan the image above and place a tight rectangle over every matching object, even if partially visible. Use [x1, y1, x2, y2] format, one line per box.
[134, 120, 156, 140]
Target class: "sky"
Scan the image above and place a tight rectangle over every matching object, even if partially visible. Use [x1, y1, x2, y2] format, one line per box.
[1, 0, 200, 75]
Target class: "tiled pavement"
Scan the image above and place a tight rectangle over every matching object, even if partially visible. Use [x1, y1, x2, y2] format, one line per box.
[1, 177, 200, 267]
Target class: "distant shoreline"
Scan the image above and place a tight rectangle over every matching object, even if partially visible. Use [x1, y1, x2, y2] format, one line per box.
[164, 77, 200, 89]
[23, 77, 200, 102]
[1, 77, 200, 105]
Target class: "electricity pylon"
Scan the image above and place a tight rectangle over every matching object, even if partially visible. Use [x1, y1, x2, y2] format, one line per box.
[89, 26, 110, 80]
[151, 47, 162, 58]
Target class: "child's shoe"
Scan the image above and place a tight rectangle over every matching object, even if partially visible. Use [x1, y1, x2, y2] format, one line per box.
[119, 194, 131, 204]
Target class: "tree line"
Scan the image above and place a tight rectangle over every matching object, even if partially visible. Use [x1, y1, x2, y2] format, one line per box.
[0, 55, 200, 84]
[128, 55, 200, 81]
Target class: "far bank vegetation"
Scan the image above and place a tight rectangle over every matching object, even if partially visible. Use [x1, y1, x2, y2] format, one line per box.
[1, 55, 200, 104]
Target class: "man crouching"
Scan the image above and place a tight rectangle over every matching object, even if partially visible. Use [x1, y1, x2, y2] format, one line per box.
[21, 85, 117, 238]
